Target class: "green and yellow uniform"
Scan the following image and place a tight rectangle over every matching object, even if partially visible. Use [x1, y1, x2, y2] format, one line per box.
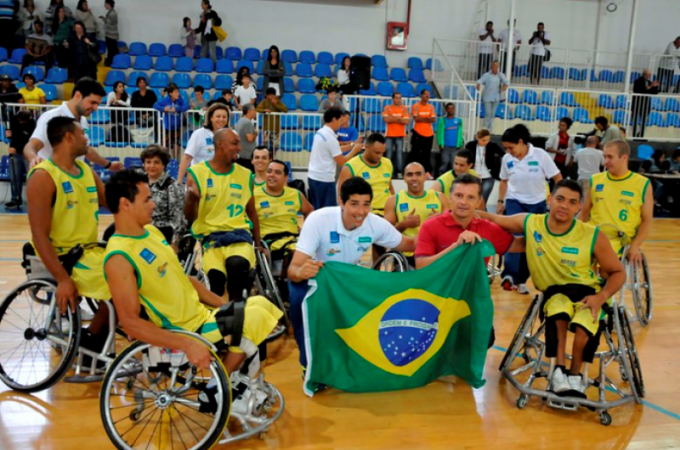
[345, 155, 393, 215]
[394, 189, 443, 256]
[104, 226, 281, 353]
[29, 159, 109, 300]
[436, 168, 479, 197]
[254, 186, 302, 253]
[589, 171, 650, 255]
[525, 214, 602, 335]
[188, 162, 256, 275]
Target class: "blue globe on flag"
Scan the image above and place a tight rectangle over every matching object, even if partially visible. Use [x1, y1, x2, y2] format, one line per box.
[378, 299, 440, 367]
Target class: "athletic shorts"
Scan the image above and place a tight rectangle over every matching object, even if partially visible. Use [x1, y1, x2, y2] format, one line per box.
[71, 246, 110, 301]
[544, 292, 607, 336]
[267, 236, 297, 254]
[202, 242, 256, 276]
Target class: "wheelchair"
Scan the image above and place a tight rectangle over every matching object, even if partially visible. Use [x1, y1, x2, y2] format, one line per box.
[100, 330, 285, 449]
[499, 293, 644, 426]
[372, 250, 411, 272]
[0, 246, 119, 393]
[487, 253, 500, 284]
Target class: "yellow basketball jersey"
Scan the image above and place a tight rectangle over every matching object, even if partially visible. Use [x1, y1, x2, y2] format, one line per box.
[345, 155, 393, 212]
[589, 171, 649, 242]
[395, 189, 443, 257]
[254, 186, 302, 237]
[525, 214, 601, 292]
[436, 169, 479, 196]
[104, 225, 211, 332]
[29, 159, 99, 255]
[188, 162, 254, 238]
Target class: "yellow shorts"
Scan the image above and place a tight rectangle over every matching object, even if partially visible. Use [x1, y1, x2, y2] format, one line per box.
[267, 236, 297, 253]
[200, 296, 283, 353]
[544, 293, 607, 336]
[71, 246, 110, 300]
[202, 242, 256, 276]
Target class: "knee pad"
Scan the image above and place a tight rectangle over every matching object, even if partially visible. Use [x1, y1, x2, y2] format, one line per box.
[207, 269, 227, 297]
[238, 338, 261, 379]
[225, 256, 253, 301]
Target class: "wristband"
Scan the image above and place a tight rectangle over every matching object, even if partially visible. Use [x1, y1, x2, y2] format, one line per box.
[104, 160, 112, 169]
[497, 199, 504, 204]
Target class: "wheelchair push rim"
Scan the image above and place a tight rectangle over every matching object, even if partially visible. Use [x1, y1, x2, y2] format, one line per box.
[631, 253, 653, 326]
[373, 252, 410, 273]
[0, 279, 81, 393]
[619, 306, 645, 400]
[255, 247, 291, 329]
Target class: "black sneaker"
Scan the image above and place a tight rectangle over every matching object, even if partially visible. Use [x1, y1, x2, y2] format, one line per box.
[5, 201, 17, 209]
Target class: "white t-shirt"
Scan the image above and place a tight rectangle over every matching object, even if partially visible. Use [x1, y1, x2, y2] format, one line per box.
[308, 125, 342, 182]
[498, 28, 522, 51]
[659, 42, 680, 70]
[296, 207, 403, 265]
[184, 128, 215, 165]
[530, 31, 551, 56]
[31, 102, 90, 160]
[478, 29, 495, 54]
[234, 85, 257, 106]
[500, 144, 560, 204]
[474, 145, 492, 179]
[573, 147, 604, 181]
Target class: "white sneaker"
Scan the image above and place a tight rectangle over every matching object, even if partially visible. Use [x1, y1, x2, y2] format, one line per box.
[568, 374, 585, 394]
[551, 367, 571, 393]
[80, 306, 95, 321]
[231, 383, 268, 415]
[516, 284, 530, 295]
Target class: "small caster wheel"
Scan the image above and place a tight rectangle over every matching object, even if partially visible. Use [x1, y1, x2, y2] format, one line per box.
[599, 411, 612, 426]
[129, 410, 142, 421]
[516, 394, 529, 409]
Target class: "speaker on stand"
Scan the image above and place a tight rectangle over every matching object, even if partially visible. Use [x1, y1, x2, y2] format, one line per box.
[348, 55, 371, 129]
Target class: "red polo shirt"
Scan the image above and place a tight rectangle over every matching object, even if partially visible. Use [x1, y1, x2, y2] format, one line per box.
[415, 212, 514, 261]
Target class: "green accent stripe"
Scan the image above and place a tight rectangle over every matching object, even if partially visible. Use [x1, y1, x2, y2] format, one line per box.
[523, 213, 532, 239]
[297, 190, 303, 212]
[103, 250, 143, 289]
[641, 179, 650, 203]
[188, 168, 201, 197]
[140, 295, 181, 330]
[200, 322, 220, 333]
[544, 214, 576, 237]
[438, 179, 445, 193]
[346, 163, 355, 177]
[591, 227, 599, 256]
[47, 158, 85, 179]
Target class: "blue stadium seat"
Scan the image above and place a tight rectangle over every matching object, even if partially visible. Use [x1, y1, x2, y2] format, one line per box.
[171, 73, 191, 89]
[166, 159, 179, 180]
[568, 67, 583, 81]
[215, 47, 224, 60]
[665, 98, 680, 112]
[244, 47, 261, 61]
[390, 68, 407, 82]
[0, 155, 9, 181]
[281, 93, 297, 110]
[149, 72, 170, 88]
[89, 109, 110, 124]
[299, 95, 319, 111]
[335, 52, 350, 67]
[589, 70, 599, 82]
[317, 51, 333, 65]
[573, 107, 592, 123]
[514, 65, 528, 78]
[549, 67, 565, 80]
[154, 56, 174, 71]
[0, 65, 19, 80]
[124, 157, 143, 169]
[44, 67, 67, 84]
[477, 103, 485, 119]
[133, 55, 153, 70]
[104, 70, 126, 86]
[612, 110, 628, 125]
[167, 44, 184, 58]
[396, 82, 415, 98]
[363, 98, 384, 114]
[283, 61, 294, 76]
[214, 74, 233, 90]
[280, 132, 303, 152]
[372, 55, 388, 68]
[195, 58, 214, 73]
[283, 77, 295, 93]
[647, 112, 666, 127]
[373, 67, 389, 81]
[295, 63, 313, 78]
[495, 103, 513, 119]
[40, 84, 57, 102]
[559, 92, 578, 107]
[22, 66, 44, 82]
[637, 144, 654, 160]
[128, 42, 147, 56]
[255, 60, 264, 76]
[408, 57, 423, 70]
[599, 70, 614, 83]
[416, 83, 433, 96]
[556, 106, 570, 119]
[507, 88, 520, 104]
[281, 49, 297, 63]
[236, 60, 254, 73]
[615, 94, 628, 109]
[216, 59, 234, 74]
[256, 77, 264, 91]
[466, 85, 477, 99]
[302, 115, 322, 130]
[666, 113, 680, 128]
[9, 48, 27, 64]
[179, 89, 190, 105]
[280, 115, 299, 130]
[297, 78, 316, 94]
[111, 54, 131, 69]
[0, 47, 7, 63]
[128, 71, 149, 85]
[541, 66, 550, 79]
[522, 90, 539, 105]
[225, 46, 242, 61]
[536, 105, 552, 121]
[175, 57, 194, 72]
[613, 71, 625, 83]
[359, 82, 376, 96]
[514, 105, 535, 121]
[650, 97, 665, 111]
[315, 64, 332, 78]
[367, 114, 385, 133]
[425, 58, 444, 71]
[299, 50, 315, 64]
[193, 74, 212, 89]
[541, 91, 554, 105]
[148, 43, 166, 57]
[304, 133, 315, 151]
[408, 68, 426, 83]
[598, 94, 614, 109]
[89, 126, 107, 147]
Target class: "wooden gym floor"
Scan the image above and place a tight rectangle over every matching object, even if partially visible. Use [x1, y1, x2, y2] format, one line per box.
[0, 213, 679, 450]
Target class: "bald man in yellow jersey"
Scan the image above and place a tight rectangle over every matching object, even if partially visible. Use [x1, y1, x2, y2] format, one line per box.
[337, 133, 394, 216]
[478, 180, 625, 395]
[579, 140, 653, 266]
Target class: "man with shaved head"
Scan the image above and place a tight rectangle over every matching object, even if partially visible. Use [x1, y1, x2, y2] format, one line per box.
[571, 135, 604, 192]
[185, 128, 262, 301]
[632, 69, 660, 138]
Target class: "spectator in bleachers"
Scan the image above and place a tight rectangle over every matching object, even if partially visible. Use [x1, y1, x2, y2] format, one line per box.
[190, 85, 208, 110]
[594, 116, 621, 147]
[669, 149, 680, 173]
[19, 73, 46, 105]
[632, 69, 660, 138]
[75, 0, 97, 41]
[0, 74, 21, 107]
[528, 22, 550, 85]
[67, 21, 98, 83]
[44, 0, 71, 35]
[499, 19, 521, 75]
[232, 66, 251, 92]
[208, 88, 237, 111]
[181, 17, 196, 58]
[338, 56, 356, 95]
[263, 44, 285, 96]
[477, 21, 497, 79]
[234, 74, 257, 110]
[18, 0, 41, 39]
[570, 136, 603, 193]
[51, 5, 73, 69]
[99, 0, 118, 67]
[318, 86, 344, 112]
[131, 76, 158, 128]
[337, 111, 359, 154]
[177, 103, 229, 184]
[107, 80, 130, 127]
[256, 87, 288, 152]
[409, 89, 437, 175]
[235, 104, 258, 172]
[463, 128, 505, 204]
[195, 0, 221, 62]
[436, 102, 464, 177]
[476, 60, 508, 132]
[546, 117, 575, 178]
[20, 19, 54, 75]
[383, 92, 409, 176]
[0, 0, 19, 51]
[657, 37, 680, 93]
[6, 110, 35, 210]
[153, 83, 189, 158]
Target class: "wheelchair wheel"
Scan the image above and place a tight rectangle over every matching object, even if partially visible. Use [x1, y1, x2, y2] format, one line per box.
[619, 305, 645, 400]
[0, 280, 81, 392]
[373, 252, 409, 273]
[100, 339, 231, 450]
[499, 295, 540, 372]
[255, 251, 291, 329]
[631, 253, 652, 326]
[613, 305, 642, 403]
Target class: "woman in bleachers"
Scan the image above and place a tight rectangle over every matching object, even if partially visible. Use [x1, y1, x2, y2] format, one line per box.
[51, 5, 74, 69]
[131, 76, 158, 128]
[18, 73, 46, 105]
[545, 117, 575, 178]
[45, 0, 72, 35]
[74, 0, 97, 41]
[18, 0, 42, 39]
[232, 66, 251, 93]
[67, 21, 98, 82]
[338, 56, 356, 95]
[181, 17, 196, 58]
[263, 45, 285, 96]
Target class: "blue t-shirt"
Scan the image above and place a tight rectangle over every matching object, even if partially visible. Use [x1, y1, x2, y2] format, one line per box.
[444, 117, 461, 148]
[337, 126, 359, 143]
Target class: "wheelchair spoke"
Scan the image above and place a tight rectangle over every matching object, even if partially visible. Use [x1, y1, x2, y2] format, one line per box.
[146, 408, 164, 450]
[171, 404, 201, 444]
[130, 407, 160, 448]
[170, 403, 211, 432]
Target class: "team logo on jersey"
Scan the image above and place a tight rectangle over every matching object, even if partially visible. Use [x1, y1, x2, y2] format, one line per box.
[230, 183, 242, 190]
[383, 173, 391, 178]
[358, 236, 373, 244]
[206, 137, 213, 145]
[66, 200, 78, 209]
[362, 172, 371, 180]
[62, 181, 74, 193]
[622, 191, 634, 197]
[528, 161, 539, 166]
[86, 186, 97, 193]
[399, 203, 409, 212]
[595, 184, 604, 192]
[139, 248, 157, 265]
[426, 204, 439, 209]
[285, 201, 295, 206]
[507, 161, 514, 169]
[207, 178, 213, 188]
[327, 248, 342, 257]
[260, 201, 270, 209]
[533, 231, 543, 243]
[330, 231, 340, 244]
[561, 247, 579, 255]
[157, 262, 168, 278]
[560, 259, 576, 268]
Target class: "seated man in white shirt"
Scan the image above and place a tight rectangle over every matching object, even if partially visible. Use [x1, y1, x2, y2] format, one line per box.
[286, 177, 416, 371]
[570, 136, 604, 192]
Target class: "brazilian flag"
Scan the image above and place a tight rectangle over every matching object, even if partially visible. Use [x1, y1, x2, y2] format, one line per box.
[302, 241, 496, 396]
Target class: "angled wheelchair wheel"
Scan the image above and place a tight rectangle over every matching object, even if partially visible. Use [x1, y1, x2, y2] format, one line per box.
[631, 253, 652, 326]
[373, 252, 409, 273]
[619, 305, 645, 400]
[255, 250, 291, 329]
[0, 280, 81, 392]
[100, 339, 231, 450]
[499, 295, 540, 372]
[613, 305, 641, 403]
